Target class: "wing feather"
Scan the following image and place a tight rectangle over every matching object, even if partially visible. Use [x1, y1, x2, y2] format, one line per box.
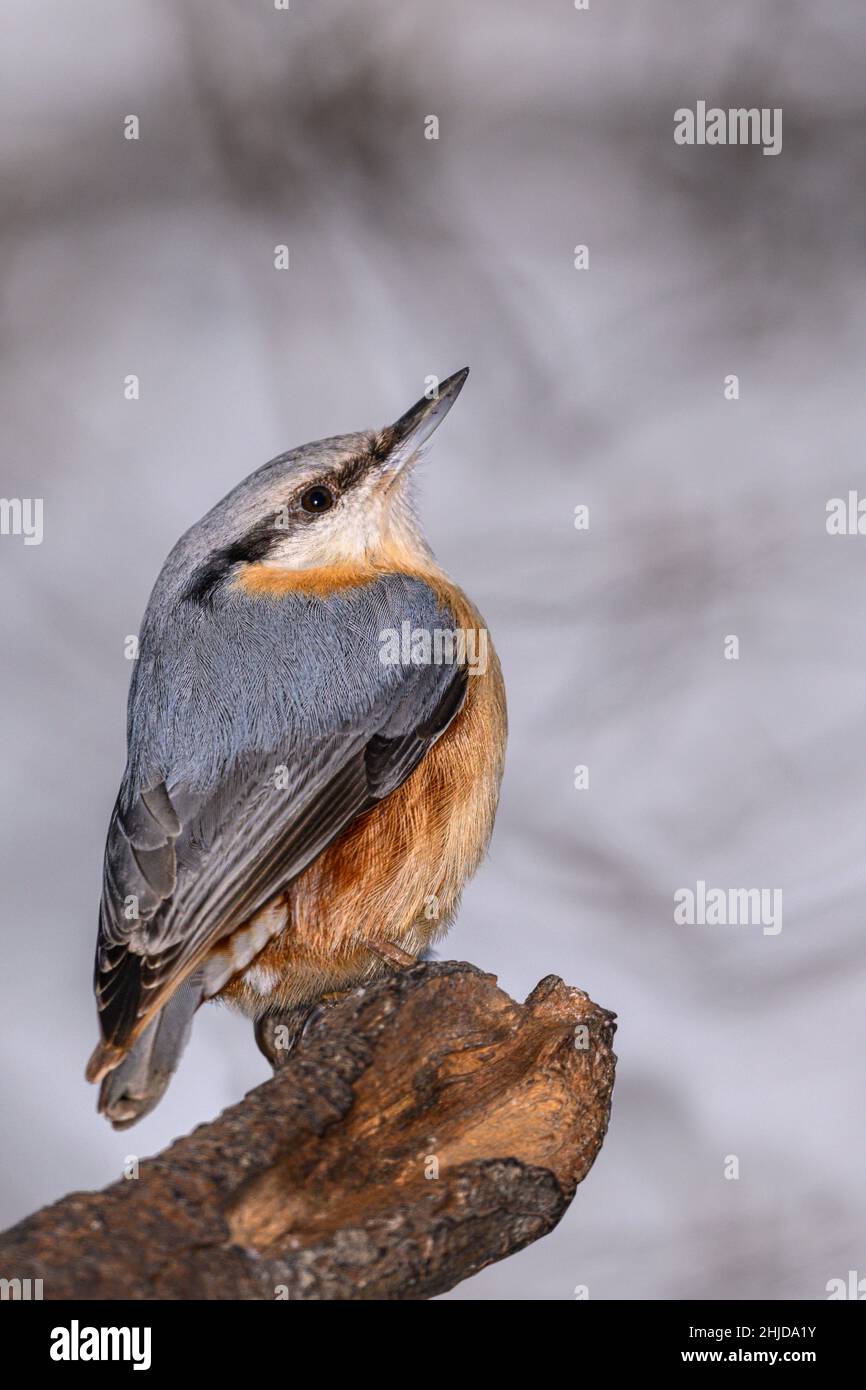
[93, 576, 466, 1051]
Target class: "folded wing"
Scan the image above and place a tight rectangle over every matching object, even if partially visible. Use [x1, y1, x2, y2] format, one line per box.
[90, 573, 466, 1069]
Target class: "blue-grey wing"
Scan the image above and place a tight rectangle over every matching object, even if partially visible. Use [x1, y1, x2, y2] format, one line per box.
[94, 573, 466, 1049]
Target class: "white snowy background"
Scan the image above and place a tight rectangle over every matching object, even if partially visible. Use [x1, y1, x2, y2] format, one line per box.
[0, 0, 863, 1299]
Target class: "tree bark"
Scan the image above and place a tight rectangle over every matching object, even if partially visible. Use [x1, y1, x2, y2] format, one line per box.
[0, 960, 616, 1300]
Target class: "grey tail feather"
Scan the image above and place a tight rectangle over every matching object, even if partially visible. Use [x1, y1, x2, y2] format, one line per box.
[98, 974, 203, 1130]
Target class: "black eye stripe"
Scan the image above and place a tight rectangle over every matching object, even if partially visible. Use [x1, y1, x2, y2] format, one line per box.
[181, 519, 277, 604]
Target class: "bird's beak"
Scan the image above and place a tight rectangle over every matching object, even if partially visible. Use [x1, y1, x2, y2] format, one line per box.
[378, 367, 469, 478]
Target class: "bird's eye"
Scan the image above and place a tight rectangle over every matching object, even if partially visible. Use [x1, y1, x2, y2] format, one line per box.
[300, 485, 335, 514]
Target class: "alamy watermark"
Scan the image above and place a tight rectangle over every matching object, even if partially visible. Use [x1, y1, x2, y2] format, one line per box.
[826, 1270, 865, 1300]
[674, 880, 782, 936]
[1, 1276, 43, 1299]
[826, 493, 866, 535]
[50, 1322, 151, 1370]
[379, 621, 488, 676]
[0, 497, 43, 545]
[674, 102, 782, 157]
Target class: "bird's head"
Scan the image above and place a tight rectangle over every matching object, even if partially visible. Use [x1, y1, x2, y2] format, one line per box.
[174, 368, 469, 601]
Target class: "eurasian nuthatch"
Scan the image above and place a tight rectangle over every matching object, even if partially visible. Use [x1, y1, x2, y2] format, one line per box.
[86, 369, 506, 1127]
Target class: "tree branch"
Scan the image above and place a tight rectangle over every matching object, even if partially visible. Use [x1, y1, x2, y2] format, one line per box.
[0, 961, 616, 1300]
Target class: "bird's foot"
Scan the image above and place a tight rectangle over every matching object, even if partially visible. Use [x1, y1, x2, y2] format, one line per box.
[254, 947, 416, 1070]
[254, 1003, 316, 1070]
[361, 938, 417, 969]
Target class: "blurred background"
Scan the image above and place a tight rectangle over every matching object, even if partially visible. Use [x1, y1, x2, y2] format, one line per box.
[1, 0, 864, 1300]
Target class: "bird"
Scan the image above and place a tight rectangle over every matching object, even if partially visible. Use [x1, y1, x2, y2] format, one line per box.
[86, 368, 507, 1128]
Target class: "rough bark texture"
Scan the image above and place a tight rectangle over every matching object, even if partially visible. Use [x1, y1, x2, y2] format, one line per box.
[0, 960, 616, 1300]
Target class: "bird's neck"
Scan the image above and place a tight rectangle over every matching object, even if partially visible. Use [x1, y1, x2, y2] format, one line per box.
[232, 529, 453, 605]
